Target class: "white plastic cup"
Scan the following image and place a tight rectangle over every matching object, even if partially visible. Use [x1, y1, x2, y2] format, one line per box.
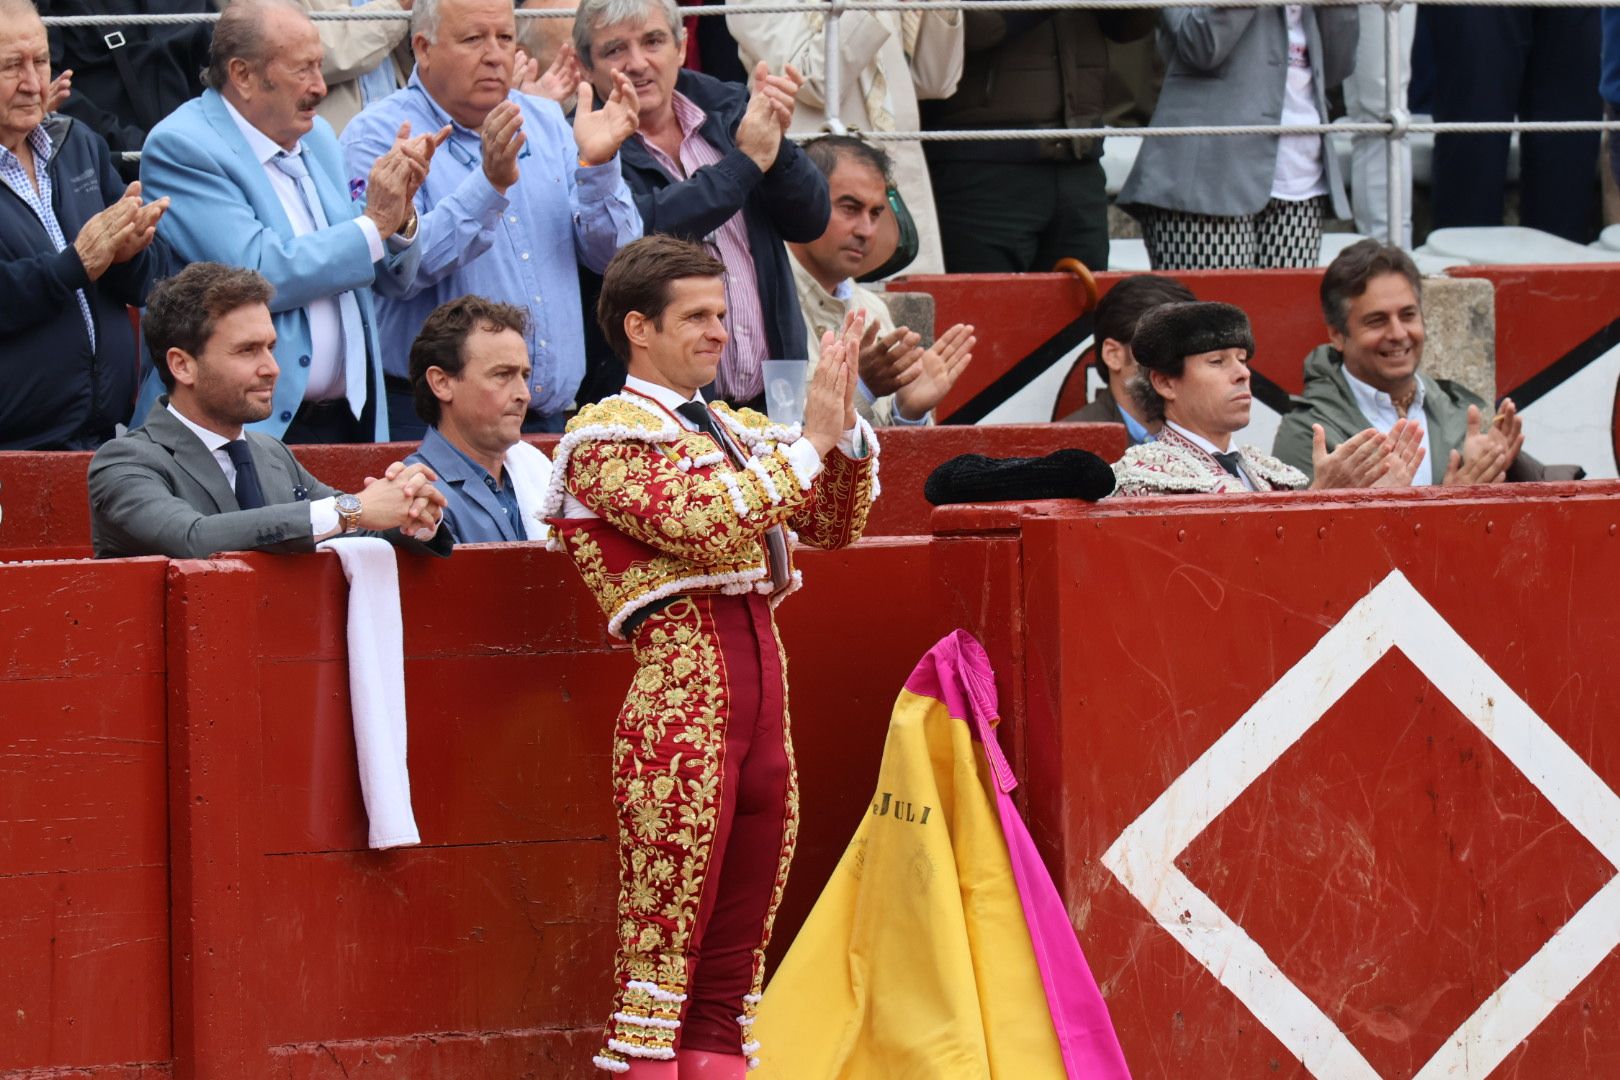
[762, 359, 809, 425]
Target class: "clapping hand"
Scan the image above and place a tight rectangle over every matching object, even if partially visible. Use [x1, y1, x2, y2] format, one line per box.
[72, 181, 165, 281]
[1370, 418, 1427, 487]
[803, 310, 865, 456]
[481, 101, 526, 194]
[735, 62, 803, 172]
[894, 322, 975, 421]
[573, 70, 639, 167]
[857, 320, 923, 397]
[1308, 425, 1388, 490]
[515, 43, 585, 104]
[46, 68, 71, 113]
[1446, 402, 1521, 485]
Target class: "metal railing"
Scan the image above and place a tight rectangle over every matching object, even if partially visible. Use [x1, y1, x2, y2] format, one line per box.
[40, 0, 1620, 247]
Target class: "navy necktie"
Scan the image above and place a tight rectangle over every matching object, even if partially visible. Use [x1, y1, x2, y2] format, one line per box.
[676, 401, 790, 594]
[224, 439, 267, 510]
[1212, 450, 1246, 479]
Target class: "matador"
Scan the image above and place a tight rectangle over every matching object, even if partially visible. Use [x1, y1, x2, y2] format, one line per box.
[540, 236, 879, 1077]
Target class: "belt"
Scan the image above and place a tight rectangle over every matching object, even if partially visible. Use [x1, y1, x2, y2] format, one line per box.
[622, 594, 684, 638]
[298, 398, 354, 414]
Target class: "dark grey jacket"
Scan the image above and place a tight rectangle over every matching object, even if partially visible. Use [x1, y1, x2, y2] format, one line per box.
[89, 401, 454, 558]
[1119, 6, 1358, 218]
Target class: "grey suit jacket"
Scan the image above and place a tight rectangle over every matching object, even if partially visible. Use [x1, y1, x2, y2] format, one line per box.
[88, 402, 453, 559]
[1118, 6, 1357, 219]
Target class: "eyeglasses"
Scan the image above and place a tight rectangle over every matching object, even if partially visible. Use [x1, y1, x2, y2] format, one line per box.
[443, 129, 533, 170]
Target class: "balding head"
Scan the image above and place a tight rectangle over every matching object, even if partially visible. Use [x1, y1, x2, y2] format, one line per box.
[204, 0, 309, 90]
[206, 0, 326, 151]
[0, 0, 48, 153]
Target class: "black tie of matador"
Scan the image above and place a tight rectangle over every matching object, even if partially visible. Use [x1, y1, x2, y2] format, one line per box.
[1212, 450, 1246, 480]
[676, 401, 791, 594]
[224, 439, 267, 510]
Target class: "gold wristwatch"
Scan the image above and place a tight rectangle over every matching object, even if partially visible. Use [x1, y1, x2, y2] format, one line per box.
[334, 493, 363, 533]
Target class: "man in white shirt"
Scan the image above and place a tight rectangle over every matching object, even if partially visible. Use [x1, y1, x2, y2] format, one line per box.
[138, 0, 445, 443]
[89, 262, 450, 558]
[1273, 240, 1583, 484]
[789, 136, 974, 427]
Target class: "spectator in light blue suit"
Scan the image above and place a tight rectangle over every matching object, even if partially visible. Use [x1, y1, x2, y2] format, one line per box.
[138, 0, 442, 443]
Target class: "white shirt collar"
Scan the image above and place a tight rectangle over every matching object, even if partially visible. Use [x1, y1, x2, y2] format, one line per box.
[1342, 363, 1426, 427]
[831, 278, 854, 303]
[1164, 420, 1230, 457]
[166, 401, 236, 453]
[221, 94, 294, 166]
[623, 374, 707, 427]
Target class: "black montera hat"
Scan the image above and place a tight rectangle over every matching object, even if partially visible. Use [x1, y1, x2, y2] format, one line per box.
[924, 449, 1116, 505]
[1130, 301, 1255, 374]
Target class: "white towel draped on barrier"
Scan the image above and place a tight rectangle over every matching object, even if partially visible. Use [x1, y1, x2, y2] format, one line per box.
[316, 535, 421, 850]
[505, 439, 553, 542]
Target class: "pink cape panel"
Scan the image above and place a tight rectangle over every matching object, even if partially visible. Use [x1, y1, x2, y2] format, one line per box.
[905, 629, 1133, 1080]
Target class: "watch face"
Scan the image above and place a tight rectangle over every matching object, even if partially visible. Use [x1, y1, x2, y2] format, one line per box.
[336, 494, 363, 515]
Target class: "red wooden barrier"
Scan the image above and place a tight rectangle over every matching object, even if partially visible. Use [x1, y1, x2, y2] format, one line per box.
[14, 476, 1620, 1078]
[1, 538, 983, 1078]
[936, 482, 1620, 1079]
[0, 424, 1125, 556]
[0, 557, 172, 1078]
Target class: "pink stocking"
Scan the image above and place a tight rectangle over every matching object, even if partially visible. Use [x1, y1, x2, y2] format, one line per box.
[676, 1049, 746, 1080]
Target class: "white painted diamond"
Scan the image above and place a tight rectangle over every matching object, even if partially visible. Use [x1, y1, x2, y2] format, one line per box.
[1101, 570, 1620, 1079]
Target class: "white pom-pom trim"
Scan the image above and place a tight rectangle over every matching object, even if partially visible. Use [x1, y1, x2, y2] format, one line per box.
[626, 980, 688, 1003]
[614, 1011, 681, 1030]
[607, 567, 769, 639]
[782, 445, 817, 492]
[720, 472, 750, 518]
[592, 1056, 631, 1073]
[742, 1040, 761, 1055]
[607, 1040, 677, 1060]
[745, 456, 782, 504]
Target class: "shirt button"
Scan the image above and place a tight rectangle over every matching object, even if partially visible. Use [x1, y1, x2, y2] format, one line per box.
[298, 355, 311, 368]
[280, 410, 292, 422]
[538, 339, 547, 349]
[508, 215, 519, 224]
[532, 296, 542, 304]
[520, 252, 530, 261]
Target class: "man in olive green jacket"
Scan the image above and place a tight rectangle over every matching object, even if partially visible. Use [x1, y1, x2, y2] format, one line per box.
[1274, 240, 1583, 485]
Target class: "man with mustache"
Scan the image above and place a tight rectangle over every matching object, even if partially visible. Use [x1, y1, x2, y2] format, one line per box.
[789, 136, 974, 427]
[1273, 240, 1584, 485]
[341, 0, 643, 440]
[89, 262, 450, 558]
[137, 0, 440, 444]
[402, 294, 554, 543]
[1111, 300, 1428, 496]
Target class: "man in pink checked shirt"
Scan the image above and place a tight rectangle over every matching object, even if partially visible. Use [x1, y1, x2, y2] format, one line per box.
[573, 0, 831, 413]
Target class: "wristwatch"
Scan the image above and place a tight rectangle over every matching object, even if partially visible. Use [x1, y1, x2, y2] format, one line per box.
[334, 493, 363, 534]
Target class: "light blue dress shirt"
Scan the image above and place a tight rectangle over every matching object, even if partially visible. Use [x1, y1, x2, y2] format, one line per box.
[340, 74, 642, 416]
[1342, 365, 1433, 486]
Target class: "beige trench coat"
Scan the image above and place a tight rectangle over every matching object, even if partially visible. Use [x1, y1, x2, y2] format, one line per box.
[727, 3, 964, 277]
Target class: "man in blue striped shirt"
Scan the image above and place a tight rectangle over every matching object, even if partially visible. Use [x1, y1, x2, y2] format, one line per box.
[342, 0, 643, 438]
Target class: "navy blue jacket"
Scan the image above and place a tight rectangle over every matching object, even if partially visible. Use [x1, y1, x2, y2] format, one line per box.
[0, 114, 169, 449]
[617, 70, 830, 370]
